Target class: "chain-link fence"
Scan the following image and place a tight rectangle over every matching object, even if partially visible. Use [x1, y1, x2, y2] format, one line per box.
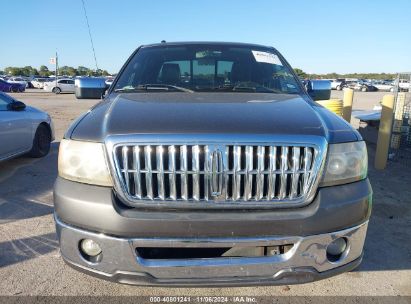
[390, 73, 411, 166]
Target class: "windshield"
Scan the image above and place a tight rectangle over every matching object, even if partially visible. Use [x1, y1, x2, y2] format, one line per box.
[113, 44, 302, 94]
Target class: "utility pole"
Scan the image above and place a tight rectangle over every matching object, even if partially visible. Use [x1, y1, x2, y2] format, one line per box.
[55, 51, 58, 88]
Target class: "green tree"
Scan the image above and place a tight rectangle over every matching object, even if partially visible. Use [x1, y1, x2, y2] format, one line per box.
[4, 65, 114, 78]
[58, 66, 78, 77]
[293, 68, 307, 78]
[59, 66, 69, 76]
[77, 66, 90, 76]
[22, 66, 38, 76]
[67, 67, 77, 77]
[39, 65, 50, 77]
[4, 67, 23, 76]
[93, 69, 110, 76]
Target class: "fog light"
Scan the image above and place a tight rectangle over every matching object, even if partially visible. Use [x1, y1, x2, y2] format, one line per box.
[326, 237, 347, 262]
[80, 239, 102, 257]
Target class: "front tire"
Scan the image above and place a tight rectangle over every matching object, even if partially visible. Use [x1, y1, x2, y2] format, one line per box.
[29, 124, 51, 158]
[52, 87, 61, 94]
[336, 85, 341, 91]
[361, 86, 368, 92]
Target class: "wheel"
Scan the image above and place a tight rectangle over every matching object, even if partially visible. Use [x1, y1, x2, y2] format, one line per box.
[52, 87, 61, 94]
[11, 86, 19, 93]
[336, 85, 341, 91]
[18, 87, 24, 93]
[361, 86, 367, 92]
[390, 87, 394, 92]
[29, 124, 51, 158]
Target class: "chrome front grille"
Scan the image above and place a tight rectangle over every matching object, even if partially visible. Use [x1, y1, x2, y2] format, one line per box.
[110, 140, 324, 207]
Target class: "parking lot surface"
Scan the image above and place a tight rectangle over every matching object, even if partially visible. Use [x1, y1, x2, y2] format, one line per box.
[0, 89, 410, 296]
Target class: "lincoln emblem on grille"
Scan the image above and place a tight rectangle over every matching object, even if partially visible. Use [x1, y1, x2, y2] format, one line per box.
[210, 148, 224, 197]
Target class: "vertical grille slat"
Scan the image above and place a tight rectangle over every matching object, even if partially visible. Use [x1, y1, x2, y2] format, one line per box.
[290, 147, 301, 198]
[168, 145, 177, 200]
[255, 146, 265, 200]
[144, 145, 153, 200]
[244, 146, 253, 201]
[232, 145, 241, 201]
[114, 142, 320, 205]
[279, 146, 288, 199]
[204, 145, 211, 201]
[267, 146, 277, 200]
[122, 146, 130, 193]
[224, 146, 229, 200]
[132, 146, 142, 199]
[192, 145, 200, 201]
[180, 145, 188, 200]
[156, 146, 165, 200]
[303, 147, 313, 193]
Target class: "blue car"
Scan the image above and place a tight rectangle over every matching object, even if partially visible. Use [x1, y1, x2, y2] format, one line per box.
[0, 78, 26, 93]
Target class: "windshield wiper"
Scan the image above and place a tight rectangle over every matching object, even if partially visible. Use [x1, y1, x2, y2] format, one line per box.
[114, 84, 193, 93]
[219, 84, 283, 94]
[113, 86, 143, 93]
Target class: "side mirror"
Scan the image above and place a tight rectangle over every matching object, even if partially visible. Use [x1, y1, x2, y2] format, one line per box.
[75, 77, 107, 99]
[9, 101, 26, 111]
[306, 80, 331, 101]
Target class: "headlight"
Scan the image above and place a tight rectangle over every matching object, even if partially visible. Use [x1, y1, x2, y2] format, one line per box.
[58, 139, 113, 186]
[321, 141, 367, 186]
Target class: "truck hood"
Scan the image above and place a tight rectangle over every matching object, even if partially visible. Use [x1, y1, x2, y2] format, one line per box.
[68, 92, 359, 143]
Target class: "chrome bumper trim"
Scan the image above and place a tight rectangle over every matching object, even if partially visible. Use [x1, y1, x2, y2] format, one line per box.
[55, 215, 368, 285]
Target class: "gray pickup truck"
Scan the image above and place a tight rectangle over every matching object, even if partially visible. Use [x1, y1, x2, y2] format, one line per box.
[54, 42, 372, 286]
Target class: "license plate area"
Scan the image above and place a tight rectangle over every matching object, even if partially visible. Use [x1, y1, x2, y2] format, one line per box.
[136, 245, 293, 260]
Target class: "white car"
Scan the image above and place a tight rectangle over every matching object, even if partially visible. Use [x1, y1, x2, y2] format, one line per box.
[105, 77, 115, 87]
[43, 78, 75, 94]
[330, 78, 345, 90]
[398, 79, 410, 91]
[0, 92, 54, 162]
[7, 77, 29, 88]
[31, 78, 49, 89]
[373, 81, 394, 92]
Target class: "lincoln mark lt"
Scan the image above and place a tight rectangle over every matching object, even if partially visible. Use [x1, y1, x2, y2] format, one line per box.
[54, 42, 372, 286]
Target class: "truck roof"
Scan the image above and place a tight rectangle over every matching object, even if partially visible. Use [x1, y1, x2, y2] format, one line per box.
[140, 41, 275, 50]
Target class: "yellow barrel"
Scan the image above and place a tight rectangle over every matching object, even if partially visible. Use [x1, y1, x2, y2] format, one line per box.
[316, 99, 343, 116]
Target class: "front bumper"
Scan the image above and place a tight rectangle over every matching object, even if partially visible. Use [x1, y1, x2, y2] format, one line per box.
[54, 177, 372, 238]
[55, 216, 368, 286]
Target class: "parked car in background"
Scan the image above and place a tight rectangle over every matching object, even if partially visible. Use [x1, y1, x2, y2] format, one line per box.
[373, 80, 394, 92]
[23, 76, 35, 88]
[0, 92, 54, 162]
[344, 80, 377, 92]
[397, 79, 410, 92]
[105, 77, 115, 87]
[31, 78, 49, 89]
[0, 79, 25, 93]
[43, 78, 75, 94]
[7, 77, 29, 88]
[330, 78, 345, 90]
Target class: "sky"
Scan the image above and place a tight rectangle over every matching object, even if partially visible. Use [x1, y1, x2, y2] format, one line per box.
[0, 0, 410, 75]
